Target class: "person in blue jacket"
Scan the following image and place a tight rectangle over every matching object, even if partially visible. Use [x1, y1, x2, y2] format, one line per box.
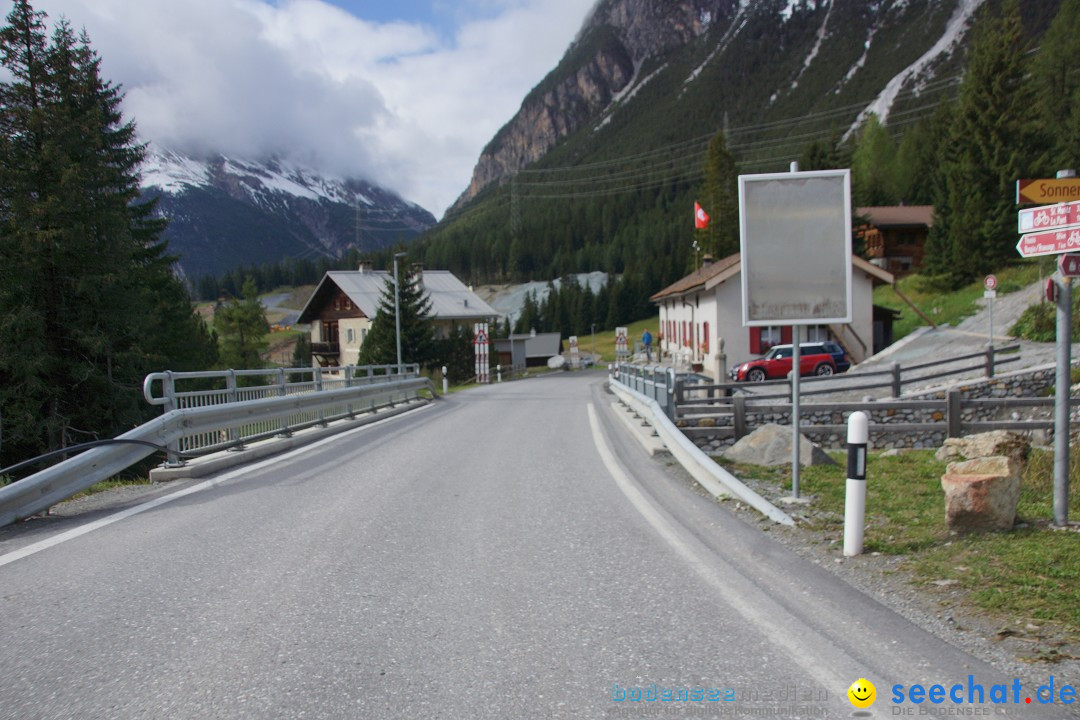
[642, 329, 653, 361]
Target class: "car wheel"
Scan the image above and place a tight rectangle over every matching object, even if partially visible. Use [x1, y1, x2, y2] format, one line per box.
[747, 368, 766, 382]
[815, 363, 834, 376]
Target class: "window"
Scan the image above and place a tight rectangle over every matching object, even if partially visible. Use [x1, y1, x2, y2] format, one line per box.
[750, 326, 791, 354]
[346, 328, 355, 344]
[361, 328, 369, 344]
[806, 325, 830, 342]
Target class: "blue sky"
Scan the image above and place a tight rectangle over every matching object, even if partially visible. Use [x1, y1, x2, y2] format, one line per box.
[1, 0, 598, 216]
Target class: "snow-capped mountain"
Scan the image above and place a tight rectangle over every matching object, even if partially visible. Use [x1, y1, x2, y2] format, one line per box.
[140, 146, 436, 280]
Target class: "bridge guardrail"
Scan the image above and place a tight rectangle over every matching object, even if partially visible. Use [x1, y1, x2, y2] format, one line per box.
[0, 369, 435, 528]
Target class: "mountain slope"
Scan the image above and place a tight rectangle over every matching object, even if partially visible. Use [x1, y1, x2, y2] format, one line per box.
[422, 0, 1060, 294]
[141, 147, 435, 280]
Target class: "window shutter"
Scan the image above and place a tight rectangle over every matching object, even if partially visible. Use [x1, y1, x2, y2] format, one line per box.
[749, 327, 761, 354]
[703, 322, 710, 354]
[781, 326, 793, 344]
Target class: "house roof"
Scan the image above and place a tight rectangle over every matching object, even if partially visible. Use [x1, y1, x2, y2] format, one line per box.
[856, 205, 934, 228]
[650, 252, 894, 303]
[649, 254, 742, 301]
[297, 269, 498, 324]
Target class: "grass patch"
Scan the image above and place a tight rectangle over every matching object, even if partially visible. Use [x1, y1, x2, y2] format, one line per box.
[873, 260, 1052, 341]
[582, 317, 658, 362]
[721, 447, 1080, 635]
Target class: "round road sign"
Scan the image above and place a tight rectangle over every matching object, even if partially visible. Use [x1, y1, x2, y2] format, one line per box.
[984, 274, 998, 291]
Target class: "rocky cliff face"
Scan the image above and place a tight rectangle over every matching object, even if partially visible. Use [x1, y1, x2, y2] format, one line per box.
[452, 0, 738, 211]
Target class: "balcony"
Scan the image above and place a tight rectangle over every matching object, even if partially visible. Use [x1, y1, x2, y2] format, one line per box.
[311, 342, 340, 356]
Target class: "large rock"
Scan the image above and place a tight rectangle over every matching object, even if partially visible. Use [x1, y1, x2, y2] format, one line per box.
[940, 455, 1022, 533]
[935, 431, 1029, 463]
[723, 424, 837, 467]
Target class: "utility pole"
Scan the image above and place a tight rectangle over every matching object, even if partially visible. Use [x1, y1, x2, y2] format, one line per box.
[394, 252, 407, 375]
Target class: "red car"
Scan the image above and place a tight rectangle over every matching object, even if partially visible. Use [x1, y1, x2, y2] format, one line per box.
[731, 343, 837, 382]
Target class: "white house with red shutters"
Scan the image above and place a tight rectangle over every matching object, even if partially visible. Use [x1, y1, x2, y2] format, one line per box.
[650, 253, 895, 380]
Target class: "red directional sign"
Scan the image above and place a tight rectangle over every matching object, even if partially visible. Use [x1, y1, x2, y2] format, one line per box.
[1016, 227, 1080, 258]
[1018, 200, 1080, 233]
[1059, 254, 1080, 278]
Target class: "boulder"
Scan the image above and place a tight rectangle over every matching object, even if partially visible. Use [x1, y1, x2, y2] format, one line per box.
[935, 431, 1029, 463]
[723, 424, 837, 467]
[940, 455, 1022, 533]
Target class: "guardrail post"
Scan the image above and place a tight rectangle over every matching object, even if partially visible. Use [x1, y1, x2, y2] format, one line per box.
[162, 371, 183, 467]
[891, 362, 901, 398]
[946, 389, 962, 438]
[345, 366, 355, 417]
[667, 368, 676, 420]
[733, 394, 747, 440]
[984, 344, 995, 378]
[226, 370, 244, 451]
[277, 368, 292, 437]
[315, 366, 327, 427]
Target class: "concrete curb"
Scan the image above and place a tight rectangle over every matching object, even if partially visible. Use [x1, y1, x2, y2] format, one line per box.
[150, 399, 430, 482]
[608, 378, 794, 526]
[611, 401, 669, 457]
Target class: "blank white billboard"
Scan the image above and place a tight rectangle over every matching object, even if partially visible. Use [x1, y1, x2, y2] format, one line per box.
[739, 169, 852, 326]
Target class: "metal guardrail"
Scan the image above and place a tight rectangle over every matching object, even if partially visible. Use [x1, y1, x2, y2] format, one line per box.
[607, 373, 793, 526]
[610, 364, 679, 419]
[142, 364, 420, 465]
[0, 367, 435, 527]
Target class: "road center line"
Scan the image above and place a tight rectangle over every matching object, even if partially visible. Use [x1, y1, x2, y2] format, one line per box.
[0, 405, 434, 569]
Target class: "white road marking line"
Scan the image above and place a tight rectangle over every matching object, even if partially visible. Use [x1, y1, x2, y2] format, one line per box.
[0, 405, 433, 569]
[586, 403, 859, 710]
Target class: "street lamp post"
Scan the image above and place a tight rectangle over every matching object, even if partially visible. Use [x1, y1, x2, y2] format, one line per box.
[393, 252, 407, 375]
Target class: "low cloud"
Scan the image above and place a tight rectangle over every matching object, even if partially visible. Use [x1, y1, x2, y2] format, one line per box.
[0, 0, 595, 217]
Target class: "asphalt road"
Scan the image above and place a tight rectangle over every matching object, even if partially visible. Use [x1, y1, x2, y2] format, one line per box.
[0, 374, 1073, 719]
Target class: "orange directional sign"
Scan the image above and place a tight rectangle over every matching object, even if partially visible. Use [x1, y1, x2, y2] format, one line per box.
[1016, 227, 1080, 258]
[1017, 178, 1080, 205]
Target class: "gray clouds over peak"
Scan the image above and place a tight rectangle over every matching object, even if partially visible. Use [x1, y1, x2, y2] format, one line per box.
[3, 0, 595, 217]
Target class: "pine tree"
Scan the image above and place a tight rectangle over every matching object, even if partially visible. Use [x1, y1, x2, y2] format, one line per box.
[1030, 1, 1080, 170]
[926, 0, 1039, 286]
[851, 114, 899, 206]
[698, 130, 739, 259]
[0, 2, 217, 466]
[357, 264, 435, 368]
[214, 277, 269, 370]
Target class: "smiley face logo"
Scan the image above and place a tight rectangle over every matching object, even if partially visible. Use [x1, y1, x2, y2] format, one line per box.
[847, 678, 876, 709]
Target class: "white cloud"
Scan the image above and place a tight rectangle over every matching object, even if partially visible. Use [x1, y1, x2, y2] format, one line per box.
[0, 0, 595, 217]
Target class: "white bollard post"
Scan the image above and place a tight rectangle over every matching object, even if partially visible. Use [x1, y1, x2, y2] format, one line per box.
[442, 366, 448, 395]
[844, 411, 869, 557]
[497, 364, 502, 383]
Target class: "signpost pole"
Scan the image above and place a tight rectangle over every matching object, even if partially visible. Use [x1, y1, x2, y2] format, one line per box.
[791, 328, 801, 498]
[1054, 276, 1071, 526]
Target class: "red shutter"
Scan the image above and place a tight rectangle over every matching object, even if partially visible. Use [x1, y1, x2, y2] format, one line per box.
[781, 326, 793, 344]
[750, 327, 762, 354]
[703, 322, 710, 354]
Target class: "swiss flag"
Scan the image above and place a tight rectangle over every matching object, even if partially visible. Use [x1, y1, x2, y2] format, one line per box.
[694, 202, 710, 229]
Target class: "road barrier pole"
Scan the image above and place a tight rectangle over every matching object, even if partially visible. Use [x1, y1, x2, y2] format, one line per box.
[844, 411, 869, 557]
[442, 366, 448, 395]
